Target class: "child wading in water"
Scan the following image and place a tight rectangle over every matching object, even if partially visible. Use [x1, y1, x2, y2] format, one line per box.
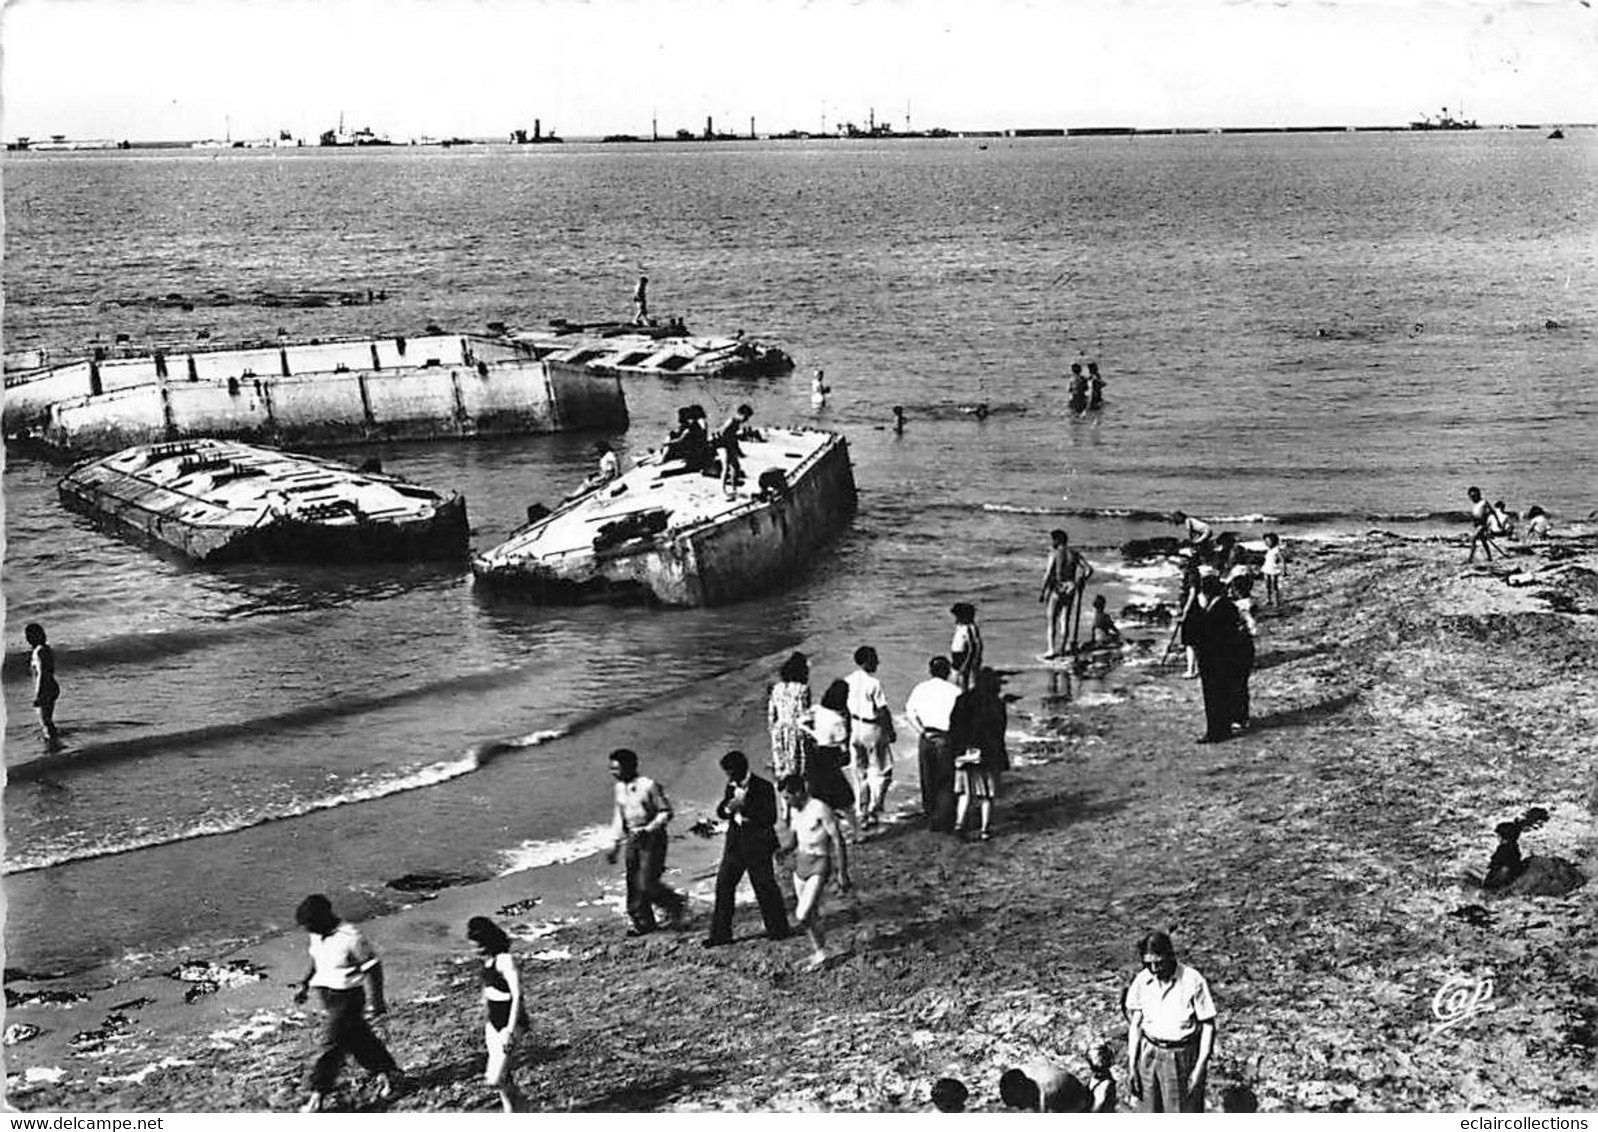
[1089, 594, 1123, 648]
[1261, 533, 1285, 608]
[25, 623, 62, 746]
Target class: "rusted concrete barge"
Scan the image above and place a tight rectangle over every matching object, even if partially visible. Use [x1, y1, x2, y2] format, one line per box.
[5, 333, 627, 454]
[59, 439, 468, 564]
[472, 427, 856, 606]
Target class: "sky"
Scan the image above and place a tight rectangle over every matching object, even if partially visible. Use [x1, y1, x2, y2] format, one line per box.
[1, 0, 1594, 141]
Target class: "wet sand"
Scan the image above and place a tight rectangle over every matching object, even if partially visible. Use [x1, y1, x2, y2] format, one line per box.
[6, 533, 1596, 1112]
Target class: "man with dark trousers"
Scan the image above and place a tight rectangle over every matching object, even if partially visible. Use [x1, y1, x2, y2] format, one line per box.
[1189, 575, 1246, 744]
[905, 655, 961, 833]
[704, 749, 790, 947]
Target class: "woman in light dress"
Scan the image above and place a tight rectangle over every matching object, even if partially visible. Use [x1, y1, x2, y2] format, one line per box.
[767, 651, 813, 781]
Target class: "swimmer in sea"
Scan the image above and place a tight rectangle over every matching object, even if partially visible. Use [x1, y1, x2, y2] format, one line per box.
[892, 406, 906, 435]
[1068, 363, 1088, 415]
[778, 772, 851, 970]
[810, 368, 830, 408]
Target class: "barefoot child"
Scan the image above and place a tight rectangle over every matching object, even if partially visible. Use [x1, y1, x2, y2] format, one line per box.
[25, 623, 61, 746]
[1261, 533, 1285, 608]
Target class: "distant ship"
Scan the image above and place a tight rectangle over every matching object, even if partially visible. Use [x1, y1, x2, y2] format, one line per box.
[1410, 106, 1479, 131]
[319, 115, 392, 147]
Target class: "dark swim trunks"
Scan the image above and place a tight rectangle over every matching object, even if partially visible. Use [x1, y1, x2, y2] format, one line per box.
[794, 851, 832, 883]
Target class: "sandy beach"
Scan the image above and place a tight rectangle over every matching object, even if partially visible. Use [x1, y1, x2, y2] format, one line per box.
[5, 532, 1595, 1113]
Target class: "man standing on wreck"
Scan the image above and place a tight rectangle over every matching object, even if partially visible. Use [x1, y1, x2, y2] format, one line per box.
[632, 274, 649, 324]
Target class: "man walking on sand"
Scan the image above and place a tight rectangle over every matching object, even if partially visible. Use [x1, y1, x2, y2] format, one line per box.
[1465, 485, 1503, 563]
[845, 645, 897, 832]
[905, 655, 961, 833]
[778, 773, 851, 970]
[704, 750, 791, 947]
[604, 748, 687, 936]
[1126, 929, 1216, 1113]
[1040, 529, 1093, 658]
[292, 894, 403, 1112]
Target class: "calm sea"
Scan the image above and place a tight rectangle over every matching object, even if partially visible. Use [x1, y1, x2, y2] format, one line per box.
[4, 133, 1596, 977]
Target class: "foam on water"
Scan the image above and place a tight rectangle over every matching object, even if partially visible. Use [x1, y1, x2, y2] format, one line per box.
[4, 750, 483, 875]
[497, 825, 615, 875]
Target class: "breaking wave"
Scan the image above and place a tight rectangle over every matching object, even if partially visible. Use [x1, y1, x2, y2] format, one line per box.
[4, 726, 573, 876]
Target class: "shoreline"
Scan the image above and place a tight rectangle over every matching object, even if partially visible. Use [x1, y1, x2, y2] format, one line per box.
[6, 532, 1596, 1111]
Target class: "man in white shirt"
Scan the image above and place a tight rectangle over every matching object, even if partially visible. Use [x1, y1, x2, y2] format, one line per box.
[292, 894, 403, 1112]
[1126, 929, 1217, 1112]
[905, 655, 962, 834]
[604, 748, 687, 936]
[1171, 511, 1214, 550]
[844, 645, 897, 832]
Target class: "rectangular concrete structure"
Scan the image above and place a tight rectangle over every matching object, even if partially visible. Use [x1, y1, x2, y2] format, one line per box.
[6, 334, 628, 454]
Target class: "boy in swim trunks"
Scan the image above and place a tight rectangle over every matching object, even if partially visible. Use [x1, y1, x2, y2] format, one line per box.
[778, 773, 851, 970]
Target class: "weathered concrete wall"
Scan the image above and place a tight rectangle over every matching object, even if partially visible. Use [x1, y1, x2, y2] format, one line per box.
[42, 357, 627, 453]
[5, 335, 481, 432]
[544, 360, 629, 432]
[683, 436, 857, 604]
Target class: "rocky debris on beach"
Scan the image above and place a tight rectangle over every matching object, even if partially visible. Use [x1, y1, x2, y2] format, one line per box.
[387, 870, 490, 894]
[7, 533, 1595, 1112]
[165, 959, 269, 1004]
[495, 896, 543, 917]
[5, 987, 89, 1009]
[5, 1024, 44, 1046]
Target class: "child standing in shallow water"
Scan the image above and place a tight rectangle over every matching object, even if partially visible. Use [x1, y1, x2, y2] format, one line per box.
[25, 623, 61, 746]
[1261, 533, 1285, 608]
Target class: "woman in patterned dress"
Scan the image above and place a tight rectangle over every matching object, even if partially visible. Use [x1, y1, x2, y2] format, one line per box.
[767, 652, 813, 780]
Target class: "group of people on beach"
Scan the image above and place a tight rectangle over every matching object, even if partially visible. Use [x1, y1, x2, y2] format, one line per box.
[290, 894, 529, 1113]
[927, 929, 1225, 1113]
[290, 885, 1223, 1114]
[1166, 513, 1283, 744]
[1465, 486, 1552, 562]
[287, 508, 1271, 1113]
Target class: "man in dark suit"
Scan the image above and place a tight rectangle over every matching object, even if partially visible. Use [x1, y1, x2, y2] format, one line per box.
[704, 749, 791, 947]
[1189, 575, 1246, 744]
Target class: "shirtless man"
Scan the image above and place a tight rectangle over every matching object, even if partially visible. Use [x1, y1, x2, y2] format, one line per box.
[1040, 529, 1093, 658]
[632, 274, 649, 324]
[778, 773, 851, 970]
[1465, 486, 1501, 563]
